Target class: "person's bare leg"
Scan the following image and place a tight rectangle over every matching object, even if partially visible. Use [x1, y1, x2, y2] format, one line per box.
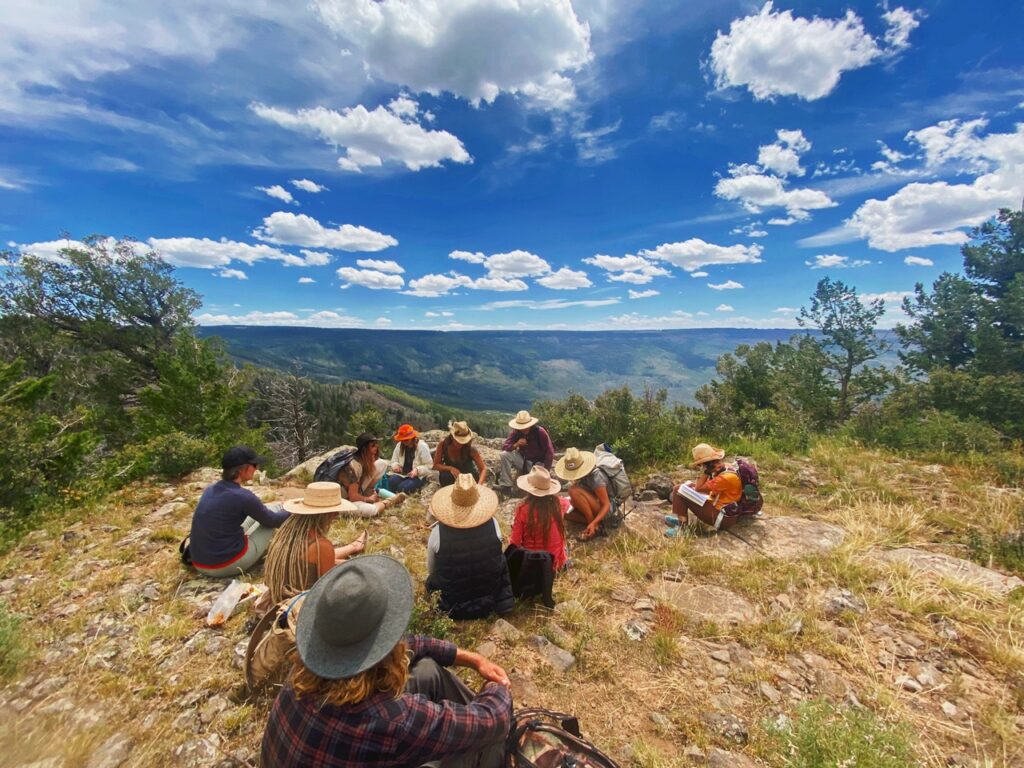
[566, 486, 596, 525]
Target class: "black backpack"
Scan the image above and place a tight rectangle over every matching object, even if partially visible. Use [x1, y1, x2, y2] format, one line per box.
[505, 708, 620, 768]
[312, 449, 358, 483]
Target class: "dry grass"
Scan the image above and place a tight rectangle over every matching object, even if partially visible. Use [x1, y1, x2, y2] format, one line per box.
[1, 443, 1023, 766]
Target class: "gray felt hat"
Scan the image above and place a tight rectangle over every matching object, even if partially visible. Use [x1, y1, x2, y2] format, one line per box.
[294, 555, 413, 680]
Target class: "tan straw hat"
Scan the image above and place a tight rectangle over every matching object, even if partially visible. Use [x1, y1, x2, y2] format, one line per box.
[554, 447, 597, 482]
[691, 442, 725, 467]
[448, 420, 475, 445]
[283, 481, 358, 515]
[508, 409, 539, 430]
[429, 473, 498, 529]
[516, 465, 562, 497]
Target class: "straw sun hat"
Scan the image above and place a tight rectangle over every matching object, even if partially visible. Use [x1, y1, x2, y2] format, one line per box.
[429, 473, 498, 529]
[283, 481, 357, 515]
[508, 409, 539, 430]
[448, 420, 475, 445]
[554, 447, 597, 482]
[516, 465, 562, 497]
[691, 442, 725, 467]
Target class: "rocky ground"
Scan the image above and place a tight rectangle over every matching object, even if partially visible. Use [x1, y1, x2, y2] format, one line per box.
[1, 441, 1022, 767]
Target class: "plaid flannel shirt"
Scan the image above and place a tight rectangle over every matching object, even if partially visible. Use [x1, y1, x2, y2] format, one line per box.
[261, 635, 513, 768]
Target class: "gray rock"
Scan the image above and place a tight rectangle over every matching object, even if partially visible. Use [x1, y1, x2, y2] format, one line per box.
[172, 736, 222, 768]
[700, 517, 846, 562]
[876, 548, 1024, 595]
[639, 489, 661, 502]
[476, 640, 498, 659]
[527, 635, 576, 672]
[821, 588, 866, 617]
[895, 675, 923, 693]
[648, 712, 673, 730]
[682, 744, 705, 763]
[700, 712, 748, 745]
[645, 475, 674, 500]
[908, 661, 942, 688]
[490, 618, 522, 642]
[759, 681, 782, 704]
[941, 701, 958, 718]
[609, 587, 637, 603]
[707, 748, 758, 768]
[200, 695, 230, 724]
[85, 733, 133, 768]
[544, 622, 572, 649]
[622, 620, 651, 641]
[650, 581, 759, 625]
[509, 674, 540, 703]
[709, 649, 732, 664]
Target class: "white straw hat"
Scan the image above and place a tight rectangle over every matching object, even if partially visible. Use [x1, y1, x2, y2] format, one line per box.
[508, 410, 539, 430]
[283, 481, 358, 515]
[429, 474, 499, 529]
[554, 447, 597, 482]
[691, 443, 725, 467]
[448, 420, 475, 445]
[516, 465, 562, 497]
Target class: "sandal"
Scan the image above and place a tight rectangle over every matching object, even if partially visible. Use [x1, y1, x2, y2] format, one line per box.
[350, 530, 368, 553]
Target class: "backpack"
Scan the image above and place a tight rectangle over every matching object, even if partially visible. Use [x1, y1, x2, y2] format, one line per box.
[245, 592, 305, 692]
[720, 458, 763, 518]
[312, 448, 358, 484]
[179, 535, 192, 567]
[505, 708, 620, 768]
[593, 444, 633, 529]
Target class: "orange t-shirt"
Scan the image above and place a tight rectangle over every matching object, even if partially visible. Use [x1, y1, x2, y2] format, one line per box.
[705, 470, 743, 510]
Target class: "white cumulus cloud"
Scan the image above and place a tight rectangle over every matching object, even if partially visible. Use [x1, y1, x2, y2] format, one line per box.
[253, 212, 397, 252]
[218, 268, 248, 280]
[709, 3, 917, 101]
[298, 277, 316, 283]
[356, 258, 404, 273]
[715, 167, 836, 219]
[757, 128, 811, 177]
[904, 255, 933, 266]
[256, 184, 296, 204]
[536, 267, 592, 290]
[405, 273, 475, 298]
[708, 280, 744, 290]
[148, 237, 305, 268]
[290, 178, 328, 193]
[640, 240, 763, 272]
[311, 0, 593, 109]
[449, 250, 487, 264]
[483, 250, 551, 278]
[583, 254, 672, 284]
[252, 99, 471, 173]
[628, 289, 659, 299]
[806, 254, 871, 269]
[300, 249, 332, 266]
[336, 267, 405, 290]
[715, 304, 734, 312]
[195, 309, 363, 328]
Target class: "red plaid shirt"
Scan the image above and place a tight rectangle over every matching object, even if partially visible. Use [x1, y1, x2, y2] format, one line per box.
[261, 636, 512, 768]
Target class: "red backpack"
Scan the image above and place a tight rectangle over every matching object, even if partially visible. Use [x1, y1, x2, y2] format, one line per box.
[721, 458, 763, 517]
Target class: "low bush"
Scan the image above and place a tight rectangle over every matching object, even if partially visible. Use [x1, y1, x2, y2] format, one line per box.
[0, 602, 28, 680]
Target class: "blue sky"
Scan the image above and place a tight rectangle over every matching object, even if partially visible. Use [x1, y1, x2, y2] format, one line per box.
[3, 0, 1022, 331]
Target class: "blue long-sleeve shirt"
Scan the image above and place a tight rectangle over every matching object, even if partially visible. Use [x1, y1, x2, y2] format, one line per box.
[188, 480, 289, 567]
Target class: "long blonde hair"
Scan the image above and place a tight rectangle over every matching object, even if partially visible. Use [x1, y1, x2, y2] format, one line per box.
[290, 640, 409, 706]
[263, 513, 333, 604]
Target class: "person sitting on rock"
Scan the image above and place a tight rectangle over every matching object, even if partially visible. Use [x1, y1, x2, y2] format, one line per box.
[188, 446, 290, 578]
[387, 424, 433, 495]
[510, 466, 570, 572]
[426, 474, 514, 620]
[498, 410, 554, 496]
[262, 482, 368, 605]
[337, 433, 405, 517]
[555, 447, 610, 542]
[433, 420, 488, 488]
[669, 442, 743, 532]
[261, 555, 512, 768]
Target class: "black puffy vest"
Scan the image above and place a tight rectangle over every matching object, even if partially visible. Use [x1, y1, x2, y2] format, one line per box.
[427, 522, 514, 620]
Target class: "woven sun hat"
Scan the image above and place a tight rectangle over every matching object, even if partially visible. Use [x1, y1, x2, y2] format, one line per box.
[691, 442, 726, 467]
[294, 555, 413, 680]
[283, 481, 358, 515]
[393, 424, 419, 442]
[429, 473, 499, 529]
[516, 465, 562, 497]
[448, 420, 475, 445]
[508, 409, 539, 431]
[554, 447, 597, 482]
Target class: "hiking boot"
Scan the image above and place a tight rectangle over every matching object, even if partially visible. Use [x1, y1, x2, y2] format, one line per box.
[382, 492, 406, 510]
[664, 514, 681, 527]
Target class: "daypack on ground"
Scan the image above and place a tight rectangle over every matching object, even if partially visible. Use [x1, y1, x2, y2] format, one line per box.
[245, 592, 305, 692]
[593, 443, 633, 528]
[720, 458, 763, 518]
[505, 708, 620, 768]
[313, 449, 358, 484]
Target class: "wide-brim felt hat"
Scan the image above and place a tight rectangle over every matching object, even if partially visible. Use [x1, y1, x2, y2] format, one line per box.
[554, 447, 597, 482]
[295, 555, 413, 680]
[516, 465, 562, 497]
[448, 420, 475, 445]
[430, 473, 499, 528]
[283, 481, 357, 515]
[508, 409, 539, 430]
[691, 442, 725, 467]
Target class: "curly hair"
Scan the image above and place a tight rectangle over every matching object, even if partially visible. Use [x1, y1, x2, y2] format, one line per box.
[290, 640, 409, 706]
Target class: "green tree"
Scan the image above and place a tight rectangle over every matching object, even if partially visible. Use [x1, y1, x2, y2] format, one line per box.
[798, 277, 887, 420]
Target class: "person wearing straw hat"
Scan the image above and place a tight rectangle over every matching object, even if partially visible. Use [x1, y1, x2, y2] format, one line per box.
[387, 424, 434, 495]
[261, 555, 512, 768]
[433, 420, 488, 488]
[188, 446, 290, 578]
[668, 443, 743, 532]
[497, 410, 554, 497]
[426, 474, 514, 620]
[555, 447, 611, 542]
[510, 466, 570, 571]
[262, 482, 368, 606]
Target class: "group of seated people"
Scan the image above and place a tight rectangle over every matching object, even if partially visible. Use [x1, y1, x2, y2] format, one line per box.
[186, 422, 749, 767]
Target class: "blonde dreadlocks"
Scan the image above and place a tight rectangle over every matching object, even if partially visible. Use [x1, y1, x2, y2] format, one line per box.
[263, 512, 333, 605]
